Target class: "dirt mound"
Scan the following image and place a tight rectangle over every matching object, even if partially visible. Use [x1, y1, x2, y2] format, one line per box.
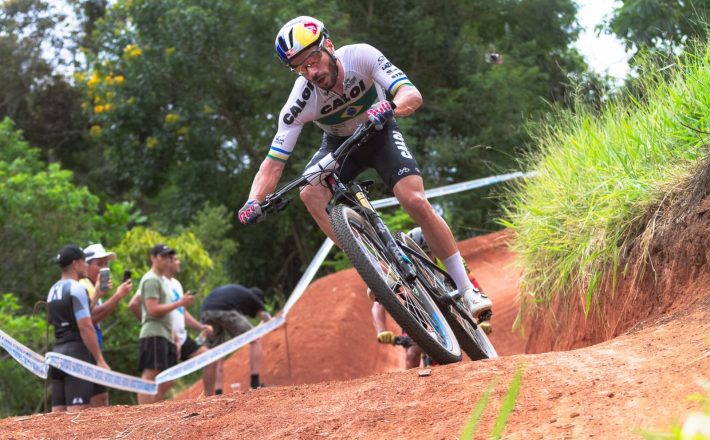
[177, 230, 524, 398]
[3, 297, 708, 439]
[524, 166, 710, 353]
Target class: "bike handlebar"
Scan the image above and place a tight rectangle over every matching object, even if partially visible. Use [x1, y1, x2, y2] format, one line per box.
[261, 120, 377, 213]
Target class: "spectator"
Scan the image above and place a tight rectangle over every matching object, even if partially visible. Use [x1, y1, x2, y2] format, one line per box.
[200, 284, 271, 395]
[78, 243, 132, 407]
[46, 244, 110, 412]
[164, 254, 212, 386]
[136, 244, 194, 404]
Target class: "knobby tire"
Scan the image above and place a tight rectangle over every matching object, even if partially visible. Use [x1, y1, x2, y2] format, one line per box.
[329, 204, 461, 364]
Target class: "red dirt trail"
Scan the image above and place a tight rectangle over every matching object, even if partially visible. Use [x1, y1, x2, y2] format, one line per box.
[2, 227, 708, 439]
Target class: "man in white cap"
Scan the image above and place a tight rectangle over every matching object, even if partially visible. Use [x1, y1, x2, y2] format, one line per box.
[78, 243, 133, 406]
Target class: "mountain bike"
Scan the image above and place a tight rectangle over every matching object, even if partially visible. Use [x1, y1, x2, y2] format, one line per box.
[261, 121, 497, 364]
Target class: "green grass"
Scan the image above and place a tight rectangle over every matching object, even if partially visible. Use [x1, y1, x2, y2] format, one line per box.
[459, 377, 498, 440]
[459, 363, 525, 440]
[490, 363, 525, 439]
[501, 40, 710, 316]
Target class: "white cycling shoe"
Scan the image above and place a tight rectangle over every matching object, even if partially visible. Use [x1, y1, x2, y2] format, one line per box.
[462, 287, 493, 319]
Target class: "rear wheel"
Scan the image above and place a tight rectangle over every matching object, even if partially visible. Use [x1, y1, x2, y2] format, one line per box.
[399, 233, 498, 361]
[329, 204, 461, 364]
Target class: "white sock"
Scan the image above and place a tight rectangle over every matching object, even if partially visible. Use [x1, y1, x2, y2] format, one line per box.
[442, 252, 474, 294]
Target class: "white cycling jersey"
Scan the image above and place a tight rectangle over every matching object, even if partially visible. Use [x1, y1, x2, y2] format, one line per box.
[266, 43, 413, 163]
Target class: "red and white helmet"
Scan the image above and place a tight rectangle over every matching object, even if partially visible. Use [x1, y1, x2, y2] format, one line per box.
[275, 16, 329, 65]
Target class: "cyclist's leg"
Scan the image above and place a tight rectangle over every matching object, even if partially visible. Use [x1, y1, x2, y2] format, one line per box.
[373, 124, 491, 315]
[394, 176, 491, 315]
[363, 121, 456, 261]
[393, 176, 459, 261]
[300, 132, 364, 244]
[301, 184, 339, 242]
[405, 343, 423, 369]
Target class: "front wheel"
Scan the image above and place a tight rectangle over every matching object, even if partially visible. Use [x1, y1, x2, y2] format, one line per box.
[329, 204, 461, 364]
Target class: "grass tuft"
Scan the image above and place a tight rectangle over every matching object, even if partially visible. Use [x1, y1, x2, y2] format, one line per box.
[501, 38, 710, 316]
[459, 377, 498, 440]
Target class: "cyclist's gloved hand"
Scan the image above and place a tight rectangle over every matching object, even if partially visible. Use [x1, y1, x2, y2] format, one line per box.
[377, 330, 395, 344]
[238, 200, 265, 224]
[366, 100, 394, 130]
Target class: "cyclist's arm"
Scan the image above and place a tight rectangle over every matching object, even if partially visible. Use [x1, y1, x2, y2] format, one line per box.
[248, 158, 286, 202]
[392, 84, 422, 117]
[248, 80, 313, 202]
[359, 44, 422, 117]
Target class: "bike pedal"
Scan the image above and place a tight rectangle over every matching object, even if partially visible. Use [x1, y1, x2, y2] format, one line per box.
[478, 309, 493, 322]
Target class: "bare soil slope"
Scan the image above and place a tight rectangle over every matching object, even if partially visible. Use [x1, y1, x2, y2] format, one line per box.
[2, 212, 708, 439]
[177, 230, 524, 397]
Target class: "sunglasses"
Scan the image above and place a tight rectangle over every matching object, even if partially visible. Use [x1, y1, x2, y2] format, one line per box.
[289, 49, 323, 75]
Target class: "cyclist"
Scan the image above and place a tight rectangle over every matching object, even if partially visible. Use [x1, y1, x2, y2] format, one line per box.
[238, 16, 491, 319]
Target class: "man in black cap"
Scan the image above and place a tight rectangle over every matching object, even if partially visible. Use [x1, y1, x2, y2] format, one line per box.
[47, 244, 110, 412]
[136, 244, 194, 404]
[200, 284, 271, 395]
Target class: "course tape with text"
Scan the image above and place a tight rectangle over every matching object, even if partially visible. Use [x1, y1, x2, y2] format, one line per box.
[0, 329, 49, 379]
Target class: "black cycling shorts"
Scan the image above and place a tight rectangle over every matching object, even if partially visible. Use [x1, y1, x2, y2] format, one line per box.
[138, 336, 177, 372]
[49, 341, 97, 407]
[179, 336, 202, 362]
[304, 119, 421, 190]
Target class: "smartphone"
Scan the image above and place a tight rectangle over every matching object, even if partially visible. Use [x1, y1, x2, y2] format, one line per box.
[99, 268, 110, 291]
[123, 269, 132, 282]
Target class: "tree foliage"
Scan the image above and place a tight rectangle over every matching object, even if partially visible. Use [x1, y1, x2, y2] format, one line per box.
[0, 118, 134, 307]
[75, 0, 590, 295]
[606, 0, 710, 61]
[0, 294, 49, 418]
[0, 0, 100, 180]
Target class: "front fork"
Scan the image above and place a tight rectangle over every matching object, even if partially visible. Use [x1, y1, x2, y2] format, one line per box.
[330, 178, 417, 282]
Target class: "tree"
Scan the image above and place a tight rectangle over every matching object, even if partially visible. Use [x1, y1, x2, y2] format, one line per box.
[0, 294, 49, 417]
[0, 117, 133, 307]
[78, 0, 593, 293]
[606, 0, 710, 61]
[0, 0, 99, 179]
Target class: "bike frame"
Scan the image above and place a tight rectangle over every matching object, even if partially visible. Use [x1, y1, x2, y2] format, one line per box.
[326, 174, 417, 282]
[398, 241, 480, 330]
[262, 121, 417, 282]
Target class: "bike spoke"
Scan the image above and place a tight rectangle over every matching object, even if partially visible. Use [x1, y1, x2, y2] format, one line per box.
[351, 222, 451, 348]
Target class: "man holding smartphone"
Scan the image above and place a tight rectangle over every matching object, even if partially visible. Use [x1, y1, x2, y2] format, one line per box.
[136, 244, 195, 404]
[79, 242, 133, 407]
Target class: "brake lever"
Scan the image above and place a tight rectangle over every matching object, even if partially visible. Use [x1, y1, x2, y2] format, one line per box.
[261, 194, 290, 214]
[272, 197, 290, 213]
